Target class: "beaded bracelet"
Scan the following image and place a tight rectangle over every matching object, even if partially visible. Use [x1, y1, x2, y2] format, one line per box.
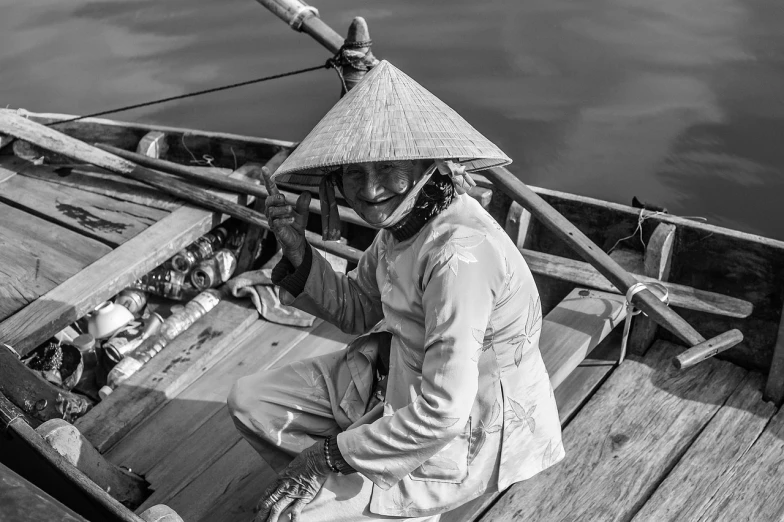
[323, 436, 341, 474]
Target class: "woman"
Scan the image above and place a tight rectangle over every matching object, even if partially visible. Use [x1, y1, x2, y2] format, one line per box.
[227, 60, 564, 522]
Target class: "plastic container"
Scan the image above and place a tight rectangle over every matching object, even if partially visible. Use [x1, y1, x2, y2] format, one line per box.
[190, 249, 238, 290]
[100, 290, 222, 395]
[130, 268, 197, 301]
[170, 227, 228, 273]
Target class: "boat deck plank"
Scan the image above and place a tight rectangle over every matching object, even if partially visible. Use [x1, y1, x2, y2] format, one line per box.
[690, 401, 784, 521]
[134, 320, 354, 514]
[0, 201, 112, 322]
[479, 340, 748, 522]
[0, 157, 167, 247]
[631, 372, 776, 522]
[105, 318, 322, 475]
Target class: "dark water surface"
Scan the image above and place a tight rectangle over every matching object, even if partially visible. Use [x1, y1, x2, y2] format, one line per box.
[2, 0, 783, 239]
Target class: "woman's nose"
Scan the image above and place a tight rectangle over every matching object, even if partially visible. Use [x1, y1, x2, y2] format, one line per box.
[360, 173, 384, 200]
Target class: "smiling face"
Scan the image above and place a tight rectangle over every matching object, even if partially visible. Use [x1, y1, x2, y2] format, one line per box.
[340, 160, 430, 226]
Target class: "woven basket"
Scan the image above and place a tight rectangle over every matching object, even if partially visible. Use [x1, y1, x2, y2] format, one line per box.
[273, 60, 511, 186]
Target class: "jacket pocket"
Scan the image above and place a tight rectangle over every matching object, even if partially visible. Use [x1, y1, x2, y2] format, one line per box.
[409, 417, 471, 484]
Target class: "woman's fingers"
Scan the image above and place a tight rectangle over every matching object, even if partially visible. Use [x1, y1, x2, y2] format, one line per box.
[295, 191, 311, 230]
[289, 499, 307, 522]
[262, 167, 281, 196]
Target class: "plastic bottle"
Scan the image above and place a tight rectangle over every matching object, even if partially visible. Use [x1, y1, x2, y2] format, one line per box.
[170, 227, 228, 273]
[114, 288, 148, 315]
[99, 289, 222, 399]
[129, 268, 197, 301]
[190, 249, 238, 290]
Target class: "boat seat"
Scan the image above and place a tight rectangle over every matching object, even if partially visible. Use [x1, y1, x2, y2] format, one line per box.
[541, 288, 628, 390]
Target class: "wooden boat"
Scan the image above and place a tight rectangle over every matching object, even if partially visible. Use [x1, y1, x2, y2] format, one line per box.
[2, 3, 784, 521]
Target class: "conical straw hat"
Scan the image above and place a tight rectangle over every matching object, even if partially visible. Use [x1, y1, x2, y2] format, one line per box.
[273, 60, 511, 186]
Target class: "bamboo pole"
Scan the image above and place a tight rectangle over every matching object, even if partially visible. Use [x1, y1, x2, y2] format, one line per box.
[0, 113, 362, 264]
[94, 143, 369, 228]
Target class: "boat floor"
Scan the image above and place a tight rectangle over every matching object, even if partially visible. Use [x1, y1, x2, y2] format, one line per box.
[98, 314, 783, 522]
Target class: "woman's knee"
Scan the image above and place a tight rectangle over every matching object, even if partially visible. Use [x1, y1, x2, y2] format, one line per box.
[227, 372, 271, 421]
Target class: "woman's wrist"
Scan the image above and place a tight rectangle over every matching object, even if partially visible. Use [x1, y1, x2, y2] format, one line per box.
[324, 435, 356, 475]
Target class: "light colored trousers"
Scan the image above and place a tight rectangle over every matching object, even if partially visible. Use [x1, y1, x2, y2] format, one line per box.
[228, 349, 440, 522]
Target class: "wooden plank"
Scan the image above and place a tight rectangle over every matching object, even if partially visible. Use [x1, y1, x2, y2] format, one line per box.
[628, 223, 676, 356]
[190, 449, 273, 522]
[693, 405, 784, 521]
[0, 461, 88, 522]
[631, 373, 775, 521]
[1, 395, 146, 522]
[541, 288, 626, 389]
[479, 340, 747, 522]
[609, 247, 645, 275]
[159, 439, 263, 522]
[18, 110, 295, 171]
[74, 297, 259, 453]
[0, 202, 111, 322]
[135, 131, 167, 159]
[764, 290, 784, 405]
[104, 320, 322, 474]
[7, 157, 180, 211]
[0, 162, 167, 247]
[0, 166, 262, 357]
[504, 201, 533, 250]
[135, 321, 354, 513]
[521, 248, 753, 319]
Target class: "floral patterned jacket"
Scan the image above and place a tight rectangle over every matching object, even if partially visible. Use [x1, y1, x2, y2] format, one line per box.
[281, 194, 564, 517]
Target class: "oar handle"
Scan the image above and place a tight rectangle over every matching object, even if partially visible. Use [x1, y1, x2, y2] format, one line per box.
[672, 329, 744, 370]
[484, 167, 708, 346]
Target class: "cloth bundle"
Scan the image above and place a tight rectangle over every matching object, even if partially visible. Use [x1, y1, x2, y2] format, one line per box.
[226, 249, 348, 327]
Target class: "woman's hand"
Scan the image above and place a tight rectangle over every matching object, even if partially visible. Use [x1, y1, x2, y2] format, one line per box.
[254, 441, 331, 522]
[263, 167, 311, 267]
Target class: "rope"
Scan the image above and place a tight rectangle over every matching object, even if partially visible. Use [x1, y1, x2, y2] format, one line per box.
[618, 282, 669, 364]
[46, 63, 330, 126]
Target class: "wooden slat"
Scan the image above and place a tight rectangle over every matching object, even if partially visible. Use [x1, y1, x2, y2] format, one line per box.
[162, 439, 263, 522]
[541, 288, 626, 389]
[0, 162, 167, 247]
[609, 247, 644, 275]
[18, 110, 295, 171]
[75, 297, 259, 453]
[0, 461, 88, 522]
[628, 223, 676, 356]
[764, 290, 784, 405]
[504, 201, 533, 250]
[0, 168, 258, 357]
[479, 340, 747, 522]
[0, 202, 112, 322]
[135, 321, 354, 514]
[692, 405, 784, 521]
[11, 158, 180, 211]
[521, 248, 753, 319]
[631, 373, 775, 521]
[104, 320, 320, 474]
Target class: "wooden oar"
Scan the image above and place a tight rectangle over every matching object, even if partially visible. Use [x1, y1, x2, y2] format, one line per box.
[0, 112, 362, 264]
[93, 143, 370, 228]
[253, 0, 745, 365]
